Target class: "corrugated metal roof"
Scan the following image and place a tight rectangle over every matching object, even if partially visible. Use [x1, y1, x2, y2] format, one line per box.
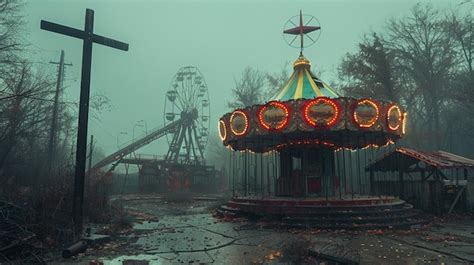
[397, 148, 474, 168]
[366, 147, 474, 171]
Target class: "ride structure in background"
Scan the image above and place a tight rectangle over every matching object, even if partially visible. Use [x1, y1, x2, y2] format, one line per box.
[91, 66, 217, 193]
[164, 66, 210, 165]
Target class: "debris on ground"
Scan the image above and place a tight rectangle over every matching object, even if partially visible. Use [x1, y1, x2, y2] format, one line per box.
[0, 199, 45, 264]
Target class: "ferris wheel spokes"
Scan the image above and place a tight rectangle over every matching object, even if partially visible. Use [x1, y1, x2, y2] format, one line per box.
[163, 66, 210, 165]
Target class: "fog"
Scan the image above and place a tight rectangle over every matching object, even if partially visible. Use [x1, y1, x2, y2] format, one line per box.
[24, 0, 454, 161]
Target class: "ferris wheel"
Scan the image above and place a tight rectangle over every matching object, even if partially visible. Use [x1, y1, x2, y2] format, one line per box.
[163, 66, 210, 164]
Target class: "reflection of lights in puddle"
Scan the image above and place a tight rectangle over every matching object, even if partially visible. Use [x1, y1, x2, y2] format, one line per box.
[266, 250, 282, 260]
[104, 254, 164, 265]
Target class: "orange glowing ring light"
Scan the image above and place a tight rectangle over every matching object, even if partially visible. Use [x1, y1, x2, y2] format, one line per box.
[352, 99, 380, 128]
[218, 119, 227, 141]
[258, 101, 290, 131]
[386, 104, 402, 131]
[303, 97, 341, 128]
[229, 109, 250, 136]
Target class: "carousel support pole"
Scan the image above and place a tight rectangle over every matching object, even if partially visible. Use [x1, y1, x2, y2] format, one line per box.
[357, 149, 361, 195]
[272, 151, 276, 196]
[323, 149, 328, 201]
[241, 152, 245, 196]
[335, 150, 339, 198]
[259, 153, 265, 198]
[247, 152, 250, 196]
[331, 149, 337, 198]
[338, 151, 342, 199]
[275, 151, 278, 191]
[349, 149, 354, 199]
[399, 170, 404, 199]
[254, 152, 257, 196]
[342, 149, 347, 197]
[363, 146, 368, 194]
[228, 150, 230, 195]
[369, 169, 374, 195]
[241, 152, 244, 196]
[266, 153, 270, 196]
[231, 152, 234, 197]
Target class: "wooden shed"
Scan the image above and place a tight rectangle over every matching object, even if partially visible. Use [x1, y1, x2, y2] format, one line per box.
[366, 147, 474, 213]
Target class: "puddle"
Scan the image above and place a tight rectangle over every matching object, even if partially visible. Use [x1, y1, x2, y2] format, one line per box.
[103, 254, 164, 265]
[133, 221, 162, 230]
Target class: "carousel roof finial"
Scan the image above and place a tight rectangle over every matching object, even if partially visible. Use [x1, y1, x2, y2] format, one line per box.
[283, 10, 321, 55]
[274, 12, 337, 101]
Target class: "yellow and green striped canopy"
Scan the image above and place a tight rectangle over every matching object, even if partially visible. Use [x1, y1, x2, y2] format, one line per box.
[270, 55, 339, 101]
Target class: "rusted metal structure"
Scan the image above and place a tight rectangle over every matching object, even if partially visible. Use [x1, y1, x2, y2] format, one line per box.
[91, 66, 216, 193]
[367, 147, 474, 213]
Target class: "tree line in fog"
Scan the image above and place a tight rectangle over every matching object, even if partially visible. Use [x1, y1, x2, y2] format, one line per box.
[211, 3, 473, 170]
[0, 0, 107, 190]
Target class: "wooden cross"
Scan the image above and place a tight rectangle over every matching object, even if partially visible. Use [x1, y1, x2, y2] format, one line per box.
[41, 8, 129, 237]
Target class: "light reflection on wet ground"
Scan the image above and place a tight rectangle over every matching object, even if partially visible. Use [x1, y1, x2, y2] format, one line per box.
[51, 195, 474, 265]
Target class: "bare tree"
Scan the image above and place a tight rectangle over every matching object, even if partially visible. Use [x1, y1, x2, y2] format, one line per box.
[0, 0, 23, 75]
[0, 62, 54, 174]
[385, 4, 457, 148]
[442, 9, 474, 152]
[446, 11, 474, 102]
[265, 61, 290, 100]
[228, 67, 266, 108]
[337, 4, 471, 152]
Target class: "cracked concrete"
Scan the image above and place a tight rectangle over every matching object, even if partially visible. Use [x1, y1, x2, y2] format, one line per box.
[50, 195, 474, 265]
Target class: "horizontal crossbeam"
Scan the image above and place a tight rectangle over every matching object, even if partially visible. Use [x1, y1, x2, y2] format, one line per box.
[40, 20, 84, 39]
[93, 34, 129, 51]
[40, 20, 129, 51]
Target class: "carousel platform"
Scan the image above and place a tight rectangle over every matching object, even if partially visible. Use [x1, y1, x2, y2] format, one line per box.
[217, 195, 428, 229]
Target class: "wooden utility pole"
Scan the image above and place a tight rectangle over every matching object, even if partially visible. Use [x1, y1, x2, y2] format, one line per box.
[87, 135, 94, 177]
[47, 50, 72, 178]
[41, 9, 128, 237]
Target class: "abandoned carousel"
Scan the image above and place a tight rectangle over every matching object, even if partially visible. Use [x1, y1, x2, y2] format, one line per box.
[216, 12, 426, 229]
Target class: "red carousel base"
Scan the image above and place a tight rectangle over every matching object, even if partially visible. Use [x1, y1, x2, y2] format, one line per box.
[217, 195, 428, 229]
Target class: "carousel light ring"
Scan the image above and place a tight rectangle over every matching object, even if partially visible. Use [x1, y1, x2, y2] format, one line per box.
[230, 110, 250, 136]
[218, 119, 227, 141]
[303, 97, 341, 128]
[387, 104, 402, 131]
[353, 99, 380, 128]
[258, 101, 290, 130]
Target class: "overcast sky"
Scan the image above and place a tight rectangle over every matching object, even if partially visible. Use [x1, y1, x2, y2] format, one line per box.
[23, 0, 460, 164]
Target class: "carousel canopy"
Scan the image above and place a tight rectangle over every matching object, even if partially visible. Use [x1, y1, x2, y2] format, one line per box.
[218, 54, 407, 153]
[219, 13, 407, 153]
[270, 55, 339, 101]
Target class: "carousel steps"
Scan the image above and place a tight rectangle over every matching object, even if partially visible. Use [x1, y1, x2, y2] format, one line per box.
[217, 198, 428, 229]
[225, 201, 410, 217]
[280, 217, 428, 229]
[281, 209, 420, 224]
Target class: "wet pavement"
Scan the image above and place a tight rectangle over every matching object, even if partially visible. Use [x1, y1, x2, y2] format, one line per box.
[50, 195, 474, 265]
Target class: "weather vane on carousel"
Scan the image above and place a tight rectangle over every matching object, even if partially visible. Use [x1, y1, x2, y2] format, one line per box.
[283, 10, 321, 55]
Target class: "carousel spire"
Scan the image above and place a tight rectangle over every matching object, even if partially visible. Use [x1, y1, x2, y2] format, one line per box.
[283, 10, 321, 55]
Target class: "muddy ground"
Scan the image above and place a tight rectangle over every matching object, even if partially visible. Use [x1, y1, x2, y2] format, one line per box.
[48, 194, 474, 265]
